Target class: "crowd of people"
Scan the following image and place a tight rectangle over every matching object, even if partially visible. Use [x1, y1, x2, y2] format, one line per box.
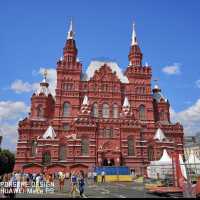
[0, 170, 108, 198]
[0, 170, 103, 198]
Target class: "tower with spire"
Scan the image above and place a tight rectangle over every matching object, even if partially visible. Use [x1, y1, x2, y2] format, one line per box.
[30, 69, 55, 120]
[152, 83, 170, 123]
[63, 19, 78, 63]
[54, 19, 82, 118]
[124, 22, 154, 122]
[128, 22, 143, 67]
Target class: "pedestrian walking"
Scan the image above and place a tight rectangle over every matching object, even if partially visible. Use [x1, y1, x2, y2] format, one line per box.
[70, 172, 78, 198]
[35, 174, 41, 193]
[93, 171, 97, 184]
[101, 170, 106, 183]
[78, 172, 85, 198]
[59, 172, 65, 192]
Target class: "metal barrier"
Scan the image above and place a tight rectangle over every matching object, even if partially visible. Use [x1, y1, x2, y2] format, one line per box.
[94, 166, 130, 175]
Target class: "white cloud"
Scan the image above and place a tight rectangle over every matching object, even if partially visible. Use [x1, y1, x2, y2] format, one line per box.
[162, 63, 181, 75]
[0, 101, 29, 151]
[170, 99, 200, 136]
[10, 68, 57, 96]
[0, 101, 29, 121]
[11, 80, 39, 93]
[0, 123, 18, 152]
[196, 80, 200, 88]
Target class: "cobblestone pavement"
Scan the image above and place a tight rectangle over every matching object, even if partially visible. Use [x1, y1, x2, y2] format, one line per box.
[15, 179, 166, 198]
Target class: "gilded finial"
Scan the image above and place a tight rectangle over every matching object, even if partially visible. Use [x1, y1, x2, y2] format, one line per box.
[153, 78, 160, 89]
[44, 69, 47, 78]
[42, 69, 48, 83]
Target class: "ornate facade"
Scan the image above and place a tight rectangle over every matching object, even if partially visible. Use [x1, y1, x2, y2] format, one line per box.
[14, 21, 184, 175]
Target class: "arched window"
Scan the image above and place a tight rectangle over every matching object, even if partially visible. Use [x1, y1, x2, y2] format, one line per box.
[159, 110, 165, 121]
[93, 84, 97, 92]
[127, 136, 134, 156]
[59, 145, 66, 160]
[102, 103, 109, 118]
[142, 87, 145, 94]
[112, 104, 118, 118]
[63, 123, 69, 131]
[42, 152, 51, 165]
[81, 138, 89, 156]
[92, 103, 98, 117]
[139, 105, 145, 120]
[37, 105, 43, 118]
[31, 140, 37, 157]
[148, 146, 154, 161]
[63, 102, 71, 117]
[105, 128, 113, 138]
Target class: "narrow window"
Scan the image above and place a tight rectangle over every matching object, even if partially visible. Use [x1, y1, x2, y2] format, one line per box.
[148, 146, 154, 161]
[102, 103, 109, 118]
[59, 145, 66, 160]
[81, 138, 89, 156]
[42, 152, 51, 165]
[112, 104, 118, 118]
[139, 105, 145, 120]
[63, 102, 71, 117]
[128, 136, 134, 156]
[37, 105, 43, 118]
[92, 103, 98, 117]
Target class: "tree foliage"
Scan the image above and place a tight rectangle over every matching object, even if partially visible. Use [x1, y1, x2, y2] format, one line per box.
[0, 149, 15, 175]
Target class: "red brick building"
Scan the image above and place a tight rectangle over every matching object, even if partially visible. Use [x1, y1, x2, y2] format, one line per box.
[14, 21, 184, 175]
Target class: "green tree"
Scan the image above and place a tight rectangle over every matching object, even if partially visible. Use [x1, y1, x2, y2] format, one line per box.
[0, 149, 15, 175]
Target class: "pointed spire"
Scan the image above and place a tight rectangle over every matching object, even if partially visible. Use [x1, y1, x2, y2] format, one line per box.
[60, 56, 63, 61]
[131, 22, 138, 46]
[42, 126, 56, 139]
[154, 128, 166, 142]
[128, 21, 143, 67]
[63, 19, 78, 61]
[42, 69, 48, 83]
[123, 96, 130, 107]
[35, 69, 51, 96]
[82, 95, 89, 105]
[67, 19, 74, 40]
[152, 79, 162, 93]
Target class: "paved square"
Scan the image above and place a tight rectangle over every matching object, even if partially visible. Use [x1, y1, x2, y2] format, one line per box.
[15, 179, 168, 198]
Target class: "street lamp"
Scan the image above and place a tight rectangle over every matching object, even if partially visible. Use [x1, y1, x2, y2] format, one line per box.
[116, 157, 120, 181]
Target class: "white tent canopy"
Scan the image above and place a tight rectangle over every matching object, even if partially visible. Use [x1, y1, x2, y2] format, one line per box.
[187, 150, 200, 164]
[153, 128, 166, 142]
[42, 126, 56, 139]
[186, 150, 200, 174]
[147, 149, 189, 180]
[150, 149, 172, 166]
[147, 149, 172, 179]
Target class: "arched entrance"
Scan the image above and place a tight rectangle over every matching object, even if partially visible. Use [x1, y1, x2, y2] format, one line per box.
[102, 158, 115, 166]
[98, 141, 121, 167]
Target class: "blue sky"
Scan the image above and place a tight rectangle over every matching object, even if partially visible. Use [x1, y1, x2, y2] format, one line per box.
[0, 0, 200, 151]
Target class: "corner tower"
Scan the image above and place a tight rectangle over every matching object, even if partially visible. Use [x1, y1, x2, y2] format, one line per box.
[124, 22, 154, 122]
[54, 20, 82, 119]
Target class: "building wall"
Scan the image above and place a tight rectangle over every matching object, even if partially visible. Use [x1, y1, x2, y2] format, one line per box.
[14, 24, 184, 175]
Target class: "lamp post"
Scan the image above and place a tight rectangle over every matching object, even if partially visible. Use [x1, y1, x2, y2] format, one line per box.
[116, 157, 120, 182]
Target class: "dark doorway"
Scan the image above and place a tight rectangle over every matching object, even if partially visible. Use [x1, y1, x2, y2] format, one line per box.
[103, 158, 115, 166]
[103, 159, 108, 166]
[110, 159, 115, 166]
